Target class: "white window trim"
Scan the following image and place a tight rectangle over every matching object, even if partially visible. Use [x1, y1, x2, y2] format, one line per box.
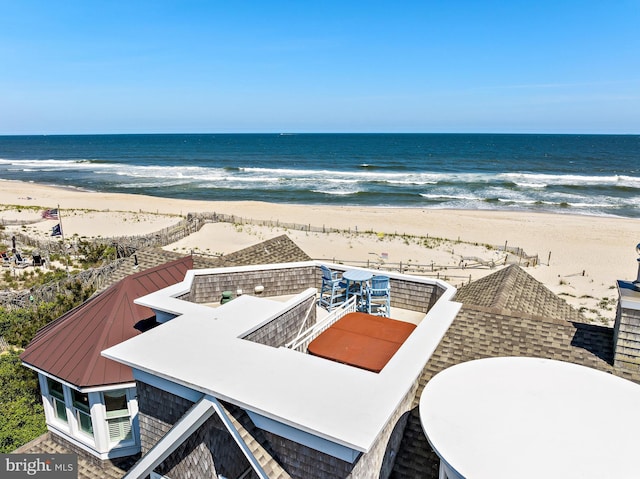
[103, 388, 136, 446]
[38, 373, 139, 456]
[71, 390, 94, 438]
[42, 375, 70, 431]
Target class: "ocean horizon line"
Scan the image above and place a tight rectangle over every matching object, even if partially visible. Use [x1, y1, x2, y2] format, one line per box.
[1, 131, 640, 138]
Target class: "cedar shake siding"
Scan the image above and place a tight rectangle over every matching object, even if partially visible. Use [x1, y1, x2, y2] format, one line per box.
[242, 295, 316, 347]
[137, 381, 415, 479]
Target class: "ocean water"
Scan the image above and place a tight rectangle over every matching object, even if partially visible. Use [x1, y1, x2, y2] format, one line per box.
[0, 133, 638, 218]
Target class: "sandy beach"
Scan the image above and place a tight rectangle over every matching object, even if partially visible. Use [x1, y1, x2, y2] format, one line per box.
[1, 179, 638, 325]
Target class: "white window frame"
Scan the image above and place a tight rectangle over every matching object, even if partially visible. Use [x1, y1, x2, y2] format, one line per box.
[71, 389, 94, 438]
[45, 376, 69, 426]
[35, 372, 139, 459]
[103, 388, 135, 445]
[41, 375, 96, 447]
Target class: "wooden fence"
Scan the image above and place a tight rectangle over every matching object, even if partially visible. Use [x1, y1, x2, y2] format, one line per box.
[0, 211, 540, 307]
[2, 211, 539, 266]
[2, 215, 203, 257]
[0, 258, 126, 310]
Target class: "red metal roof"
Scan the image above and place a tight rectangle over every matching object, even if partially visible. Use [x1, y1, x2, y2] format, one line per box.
[21, 256, 192, 388]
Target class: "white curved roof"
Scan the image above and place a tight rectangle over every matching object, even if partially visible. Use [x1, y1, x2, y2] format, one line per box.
[420, 357, 640, 479]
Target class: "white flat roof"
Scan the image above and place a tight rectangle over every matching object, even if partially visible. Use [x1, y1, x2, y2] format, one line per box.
[420, 357, 640, 479]
[103, 262, 460, 453]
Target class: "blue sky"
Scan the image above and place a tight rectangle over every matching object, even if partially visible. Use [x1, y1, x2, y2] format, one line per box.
[1, 1, 639, 134]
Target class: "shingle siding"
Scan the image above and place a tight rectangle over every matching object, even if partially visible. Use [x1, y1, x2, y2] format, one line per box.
[243, 296, 316, 347]
[137, 382, 252, 479]
[259, 381, 414, 479]
[350, 382, 417, 479]
[191, 266, 316, 304]
[137, 376, 414, 479]
[614, 303, 640, 370]
[388, 279, 443, 314]
[261, 432, 354, 479]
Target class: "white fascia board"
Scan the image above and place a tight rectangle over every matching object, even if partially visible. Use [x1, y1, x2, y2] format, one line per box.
[133, 369, 205, 403]
[247, 411, 360, 463]
[80, 382, 137, 394]
[21, 363, 135, 393]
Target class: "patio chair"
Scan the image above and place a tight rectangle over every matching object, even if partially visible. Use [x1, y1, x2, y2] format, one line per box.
[32, 254, 45, 267]
[367, 275, 391, 317]
[14, 252, 30, 268]
[1, 251, 11, 267]
[318, 265, 347, 311]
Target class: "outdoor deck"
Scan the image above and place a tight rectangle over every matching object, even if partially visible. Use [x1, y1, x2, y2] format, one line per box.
[205, 293, 425, 325]
[103, 260, 460, 465]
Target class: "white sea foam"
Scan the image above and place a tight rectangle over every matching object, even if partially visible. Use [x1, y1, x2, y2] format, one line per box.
[419, 193, 480, 201]
[0, 159, 93, 167]
[1, 156, 638, 217]
[114, 180, 193, 188]
[312, 189, 359, 196]
[496, 198, 540, 205]
[500, 172, 640, 188]
[10, 158, 638, 191]
[514, 182, 547, 188]
[3, 158, 639, 187]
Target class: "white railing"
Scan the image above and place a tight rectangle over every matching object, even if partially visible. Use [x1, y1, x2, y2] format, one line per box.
[285, 296, 357, 352]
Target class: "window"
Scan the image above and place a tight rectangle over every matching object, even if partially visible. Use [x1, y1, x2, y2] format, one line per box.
[72, 390, 93, 437]
[46, 377, 67, 423]
[104, 389, 132, 443]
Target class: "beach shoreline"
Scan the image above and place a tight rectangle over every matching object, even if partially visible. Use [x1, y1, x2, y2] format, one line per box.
[1, 179, 638, 325]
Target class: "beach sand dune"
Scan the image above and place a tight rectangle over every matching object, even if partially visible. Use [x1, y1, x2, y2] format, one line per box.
[1, 180, 637, 325]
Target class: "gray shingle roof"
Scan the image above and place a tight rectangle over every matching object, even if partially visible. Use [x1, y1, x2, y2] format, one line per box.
[95, 249, 187, 293]
[13, 433, 138, 479]
[391, 265, 635, 479]
[195, 234, 311, 267]
[97, 234, 309, 292]
[454, 264, 584, 322]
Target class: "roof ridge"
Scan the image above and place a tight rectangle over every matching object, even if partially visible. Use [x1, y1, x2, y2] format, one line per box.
[490, 264, 519, 310]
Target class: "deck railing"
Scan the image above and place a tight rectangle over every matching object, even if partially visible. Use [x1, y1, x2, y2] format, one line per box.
[285, 296, 357, 353]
